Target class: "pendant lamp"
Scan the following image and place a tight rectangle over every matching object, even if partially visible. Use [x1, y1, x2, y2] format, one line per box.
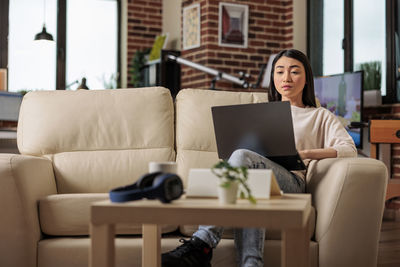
[34, 25, 54, 41]
[34, 0, 54, 41]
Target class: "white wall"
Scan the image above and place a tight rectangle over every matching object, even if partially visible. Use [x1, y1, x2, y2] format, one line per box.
[162, 0, 182, 50]
[293, 0, 307, 54]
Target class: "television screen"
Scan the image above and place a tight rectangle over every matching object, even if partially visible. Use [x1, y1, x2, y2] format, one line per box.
[313, 71, 363, 149]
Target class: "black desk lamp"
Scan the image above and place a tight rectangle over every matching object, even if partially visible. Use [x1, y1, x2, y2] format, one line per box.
[77, 78, 89, 90]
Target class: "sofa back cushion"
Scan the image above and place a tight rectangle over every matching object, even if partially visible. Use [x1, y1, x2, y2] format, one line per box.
[175, 89, 268, 186]
[39, 194, 177, 236]
[17, 87, 175, 193]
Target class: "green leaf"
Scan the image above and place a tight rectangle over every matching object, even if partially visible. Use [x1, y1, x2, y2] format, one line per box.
[248, 195, 257, 204]
[212, 160, 256, 204]
[356, 61, 382, 90]
[219, 182, 231, 188]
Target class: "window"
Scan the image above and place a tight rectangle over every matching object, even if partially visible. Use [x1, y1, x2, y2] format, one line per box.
[66, 0, 118, 90]
[308, 0, 398, 103]
[393, 0, 400, 101]
[0, 0, 120, 92]
[322, 0, 344, 76]
[353, 0, 386, 95]
[8, 0, 57, 92]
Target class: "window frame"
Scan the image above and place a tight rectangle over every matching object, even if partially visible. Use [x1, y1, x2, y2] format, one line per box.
[308, 0, 398, 104]
[0, 0, 121, 90]
[0, 0, 9, 71]
[385, 0, 397, 103]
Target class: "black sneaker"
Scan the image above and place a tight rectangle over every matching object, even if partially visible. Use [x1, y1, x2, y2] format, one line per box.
[162, 236, 213, 267]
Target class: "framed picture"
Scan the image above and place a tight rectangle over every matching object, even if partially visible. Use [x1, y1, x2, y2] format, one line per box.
[183, 3, 201, 50]
[148, 33, 169, 62]
[218, 2, 248, 48]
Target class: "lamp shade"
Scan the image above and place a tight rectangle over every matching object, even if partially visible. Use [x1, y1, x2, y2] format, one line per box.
[34, 25, 54, 41]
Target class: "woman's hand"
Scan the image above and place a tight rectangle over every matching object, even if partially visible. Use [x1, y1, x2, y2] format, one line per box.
[299, 148, 337, 160]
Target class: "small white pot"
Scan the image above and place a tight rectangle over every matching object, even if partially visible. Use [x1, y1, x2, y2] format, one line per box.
[363, 90, 382, 107]
[217, 182, 239, 204]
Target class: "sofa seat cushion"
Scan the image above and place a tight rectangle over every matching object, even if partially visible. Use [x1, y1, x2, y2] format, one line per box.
[39, 194, 178, 236]
[179, 204, 316, 240]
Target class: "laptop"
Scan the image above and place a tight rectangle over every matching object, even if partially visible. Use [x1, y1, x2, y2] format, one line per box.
[211, 101, 306, 170]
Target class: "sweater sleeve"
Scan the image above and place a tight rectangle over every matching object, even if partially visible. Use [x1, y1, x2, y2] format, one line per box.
[323, 111, 357, 158]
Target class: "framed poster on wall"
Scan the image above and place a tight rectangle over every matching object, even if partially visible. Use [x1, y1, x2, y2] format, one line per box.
[218, 2, 248, 48]
[183, 3, 201, 50]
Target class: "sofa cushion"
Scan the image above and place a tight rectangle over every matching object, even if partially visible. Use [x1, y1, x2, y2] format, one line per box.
[18, 87, 175, 193]
[39, 194, 178, 236]
[178, 204, 316, 240]
[175, 89, 268, 186]
[46, 148, 175, 193]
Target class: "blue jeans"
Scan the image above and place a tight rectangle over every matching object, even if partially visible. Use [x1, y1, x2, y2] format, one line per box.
[193, 149, 306, 267]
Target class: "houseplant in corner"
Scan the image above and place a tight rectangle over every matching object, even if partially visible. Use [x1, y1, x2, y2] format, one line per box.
[211, 160, 256, 204]
[358, 61, 382, 107]
[131, 48, 151, 88]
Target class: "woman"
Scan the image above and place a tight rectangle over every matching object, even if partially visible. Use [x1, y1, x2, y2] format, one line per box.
[162, 49, 357, 267]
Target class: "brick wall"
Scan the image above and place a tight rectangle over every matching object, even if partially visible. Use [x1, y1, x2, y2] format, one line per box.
[391, 105, 400, 179]
[127, 0, 162, 86]
[181, 0, 293, 90]
[125, 0, 293, 89]
[394, 144, 400, 179]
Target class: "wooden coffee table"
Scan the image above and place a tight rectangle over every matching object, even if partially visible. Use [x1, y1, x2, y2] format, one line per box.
[90, 194, 312, 267]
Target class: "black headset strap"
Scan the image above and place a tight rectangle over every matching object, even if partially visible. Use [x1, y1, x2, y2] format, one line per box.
[109, 173, 181, 203]
[109, 182, 146, 202]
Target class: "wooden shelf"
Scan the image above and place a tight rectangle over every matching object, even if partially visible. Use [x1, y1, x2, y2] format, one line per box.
[369, 120, 400, 201]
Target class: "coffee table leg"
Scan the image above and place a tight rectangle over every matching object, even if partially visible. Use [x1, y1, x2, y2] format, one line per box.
[142, 224, 161, 267]
[282, 214, 310, 267]
[90, 223, 116, 267]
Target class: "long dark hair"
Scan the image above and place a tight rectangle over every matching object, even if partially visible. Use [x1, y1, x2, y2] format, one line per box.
[268, 49, 316, 107]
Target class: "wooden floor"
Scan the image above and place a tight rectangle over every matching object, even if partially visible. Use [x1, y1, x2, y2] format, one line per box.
[378, 218, 400, 267]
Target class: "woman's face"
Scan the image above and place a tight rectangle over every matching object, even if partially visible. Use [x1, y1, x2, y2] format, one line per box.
[273, 56, 306, 106]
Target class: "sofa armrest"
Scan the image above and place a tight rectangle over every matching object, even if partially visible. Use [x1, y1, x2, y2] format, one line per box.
[306, 157, 388, 267]
[0, 154, 56, 267]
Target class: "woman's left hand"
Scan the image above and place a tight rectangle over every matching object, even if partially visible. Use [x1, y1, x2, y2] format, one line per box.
[298, 148, 337, 160]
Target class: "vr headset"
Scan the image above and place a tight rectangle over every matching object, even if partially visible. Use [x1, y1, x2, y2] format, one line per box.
[109, 172, 183, 203]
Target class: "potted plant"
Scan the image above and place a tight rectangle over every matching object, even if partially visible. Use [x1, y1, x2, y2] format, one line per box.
[357, 61, 382, 107]
[130, 48, 150, 88]
[211, 160, 256, 204]
[100, 72, 120, 89]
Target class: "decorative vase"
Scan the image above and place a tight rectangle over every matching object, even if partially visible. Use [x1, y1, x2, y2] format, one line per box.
[217, 182, 239, 204]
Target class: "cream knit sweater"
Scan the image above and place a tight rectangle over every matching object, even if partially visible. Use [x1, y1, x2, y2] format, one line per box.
[291, 105, 357, 178]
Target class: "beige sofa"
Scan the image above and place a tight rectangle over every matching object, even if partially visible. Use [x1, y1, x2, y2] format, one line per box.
[0, 87, 388, 267]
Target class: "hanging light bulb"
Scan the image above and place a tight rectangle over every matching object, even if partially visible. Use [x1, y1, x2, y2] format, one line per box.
[34, 0, 54, 41]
